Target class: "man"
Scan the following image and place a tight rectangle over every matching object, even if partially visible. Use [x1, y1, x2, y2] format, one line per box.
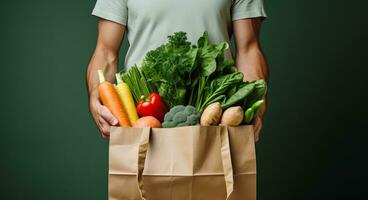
[86, 0, 269, 141]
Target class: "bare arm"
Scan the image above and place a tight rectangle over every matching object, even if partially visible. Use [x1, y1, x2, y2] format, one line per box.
[233, 18, 269, 141]
[86, 19, 126, 139]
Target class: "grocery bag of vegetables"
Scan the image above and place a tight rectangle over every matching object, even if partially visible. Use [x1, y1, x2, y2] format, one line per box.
[100, 32, 267, 200]
[109, 125, 256, 200]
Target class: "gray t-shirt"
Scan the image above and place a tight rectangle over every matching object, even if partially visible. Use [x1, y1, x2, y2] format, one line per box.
[92, 0, 267, 69]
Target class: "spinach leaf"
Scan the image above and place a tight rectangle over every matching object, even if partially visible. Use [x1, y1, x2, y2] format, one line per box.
[221, 82, 255, 109]
[198, 72, 244, 112]
[207, 95, 226, 106]
[226, 82, 246, 98]
[245, 79, 267, 108]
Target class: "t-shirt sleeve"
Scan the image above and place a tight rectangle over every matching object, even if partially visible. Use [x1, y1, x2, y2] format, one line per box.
[231, 0, 267, 21]
[92, 0, 128, 25]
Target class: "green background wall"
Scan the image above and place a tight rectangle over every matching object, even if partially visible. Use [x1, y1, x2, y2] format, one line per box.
[0, 0, 367, 199]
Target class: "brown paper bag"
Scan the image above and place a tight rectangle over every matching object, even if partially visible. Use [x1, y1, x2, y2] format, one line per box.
[109, 125, 256, 200]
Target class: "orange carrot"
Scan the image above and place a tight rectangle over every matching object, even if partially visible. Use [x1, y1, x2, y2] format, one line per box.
[97, 70, 131, 127]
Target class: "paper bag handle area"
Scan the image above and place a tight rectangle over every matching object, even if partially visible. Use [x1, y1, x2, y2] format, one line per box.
[220, 126, 234, 199]
[135, 126, 234, 200]
[137, 127, 151, 200]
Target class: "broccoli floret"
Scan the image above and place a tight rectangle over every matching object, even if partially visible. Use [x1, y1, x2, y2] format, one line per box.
[170, 105, 186, 114]
[163, 105, 185, 122]
[164, 112, 174, 121]
[186, 114, 200, 125]
[173, 112, 187, 123]
[162, 105, 200, 128]
[183, 105, 197, 115]
[162, 121, 176, 128]
[177, 121, 189, 127]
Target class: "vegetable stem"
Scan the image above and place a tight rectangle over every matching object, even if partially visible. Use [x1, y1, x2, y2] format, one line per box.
[98, 69, 105, 83]
[115, 73, 122, 84]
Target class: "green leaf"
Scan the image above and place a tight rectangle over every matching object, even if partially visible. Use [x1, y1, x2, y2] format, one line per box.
[198, 72, 244, 111]
[197, 31, 209, 48]
[139, 32, 200, 108]
[246, 79, 267, 107]
[207, 95, 226, 106]
[221, 82, 255, 109]
[200, 57, 217, 76]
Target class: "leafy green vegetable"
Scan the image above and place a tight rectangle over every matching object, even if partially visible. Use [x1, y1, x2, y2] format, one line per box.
[245, 79, 267, 107]
[221, 82, 256, 109]
[226, 84, 241, 99]
[121, 31, 268, 116]
[140, 32, 198, 108]
[197, 72, 244, 112]
[188, 32, 233, 108]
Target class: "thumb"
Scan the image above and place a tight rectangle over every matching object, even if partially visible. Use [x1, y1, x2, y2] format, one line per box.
[99, 105, 119, 125]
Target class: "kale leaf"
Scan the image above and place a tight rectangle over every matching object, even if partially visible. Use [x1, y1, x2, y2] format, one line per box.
[140, 32, 198, 108]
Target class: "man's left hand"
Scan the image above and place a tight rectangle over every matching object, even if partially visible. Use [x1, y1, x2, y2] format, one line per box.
[253, 115, 262, 142]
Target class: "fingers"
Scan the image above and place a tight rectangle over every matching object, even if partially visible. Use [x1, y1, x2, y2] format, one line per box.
[98, 105, 119, 126]
[89, 97, 117, 139]
[95, 104, 117, 139]
[253, 117, 262, 142]
[98, 115, 111, 139]
[102, 133, 109, 139]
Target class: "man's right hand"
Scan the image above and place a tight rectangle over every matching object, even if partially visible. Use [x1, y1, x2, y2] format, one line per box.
[89, 92, 118, 139]
[86, 19, 126, 139]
